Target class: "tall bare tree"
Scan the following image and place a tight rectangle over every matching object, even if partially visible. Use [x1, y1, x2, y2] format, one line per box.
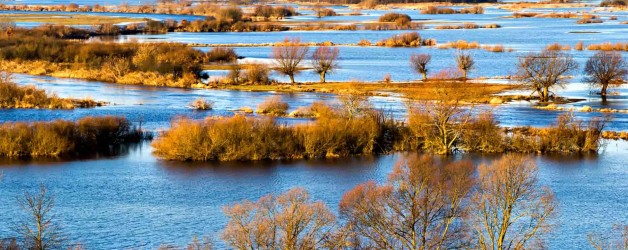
[311, 46, 339, 83]
[222, 188, 336, 250]
[410, 53, 431, 81]
[339, 155, 475, 249]
[472, 155, 557, 250]
[516, 50, 578, 103]
[456, 51, 475, 80]
[584, 51, 628, 102]
[17, 185, 64, 250]
[272, 38, 309, 84]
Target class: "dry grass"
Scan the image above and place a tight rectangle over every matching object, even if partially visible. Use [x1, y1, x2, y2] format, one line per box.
[437, 40, 480, 50]
[0, 14, 141, 25]
[219, 81, 519, 103]
[0, 75, 102, 109]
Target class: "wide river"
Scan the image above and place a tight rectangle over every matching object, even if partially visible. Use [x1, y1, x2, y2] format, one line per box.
[1, 2, 628, 249]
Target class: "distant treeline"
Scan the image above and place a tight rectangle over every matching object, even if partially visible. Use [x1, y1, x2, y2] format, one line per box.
[0, 116, 149, 159]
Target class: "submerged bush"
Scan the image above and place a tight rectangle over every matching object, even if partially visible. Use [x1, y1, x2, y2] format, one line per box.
[376, 32, 425, 47]
[256, 96, 289, 116]
[0, 116, 148, 159]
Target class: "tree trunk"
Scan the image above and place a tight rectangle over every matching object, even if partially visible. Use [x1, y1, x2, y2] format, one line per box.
[462, 70, 467, 80]
[320, 72, 326, 83]
[289, 74, 295, 84]
[422, 72, 427, 81]
[601, 84, 608, 103]
[542, 86, 549, 102]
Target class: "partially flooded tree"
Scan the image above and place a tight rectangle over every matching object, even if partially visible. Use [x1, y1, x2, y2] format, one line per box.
[17, 185, 64, 250]
[409, 53, 431, 81]
[584, 51, 627, 102]
[272, 38, 309, 84]
[339, 155, 475, 249]
[338, 86, 371, 119]
[472, 155, 557, 250]
[407, 87, 472, 155]
[456, 51, 475, 80]
[516, 50, 578, 103]
[222, 188, 336, 249]
[311, 46, 339, 83]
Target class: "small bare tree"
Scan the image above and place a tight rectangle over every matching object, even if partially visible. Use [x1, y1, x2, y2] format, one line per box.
[409, 53, 431, 81]
[311, 46, 339, 83]
[272, 38, 309, 84]
[472, 155, 557, 250]
[17, 185, 64, 250]
[222, 188, 336, 249]
[516, 50, 578, 103]
[585, 51, 627, 102]
[456, 51, 475, 80]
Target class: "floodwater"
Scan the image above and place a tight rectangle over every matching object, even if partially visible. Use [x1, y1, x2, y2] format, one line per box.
[1, 2, 627, 249]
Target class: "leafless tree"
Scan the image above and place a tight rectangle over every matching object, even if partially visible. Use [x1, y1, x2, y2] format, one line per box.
[338, 87, 371, 119]
[339, 155, 475, 249]
[472, 155, 557, 250]
[584, 51, 628, 102]
[410, 53, 431, 81]
[222, 188, 336, 250]
[311, 46, 339, 83]
[456, 51, 475, 80]
[516, 50, 578, 103]
[17, 185, 64, 250]
[588, 225, 628, 250]
[272, 38, 309, 84]
[407, 88, 472, 155]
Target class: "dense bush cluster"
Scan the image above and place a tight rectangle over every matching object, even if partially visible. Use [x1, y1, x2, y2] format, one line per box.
[376, 32, 435, 47]
[153, 98, 605, 161]
[0, 116, 148, 159]
[152, 104, 392, 161]
[0, 27, 238, 86]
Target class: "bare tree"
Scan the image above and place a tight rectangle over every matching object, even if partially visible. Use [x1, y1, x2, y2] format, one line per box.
[311, 46, 339, 83]
[456, 51, 475, 80]
[588, 225, 628, 250]
[338, 86, 371, 119]
[222, 188, 336, 250]
[410, 53, 431, 81]
[407, 87, 472, 155]
[17, 185, 64, 250]
[472, 155, 557, 250]
[272, 38, 309, 84]
[516, 50, 578, 103]
[339, 155, 475, 249]
[584, 51, 628, 102]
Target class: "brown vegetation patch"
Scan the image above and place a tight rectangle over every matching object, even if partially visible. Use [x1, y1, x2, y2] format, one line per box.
[0, 116, 149, 159]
